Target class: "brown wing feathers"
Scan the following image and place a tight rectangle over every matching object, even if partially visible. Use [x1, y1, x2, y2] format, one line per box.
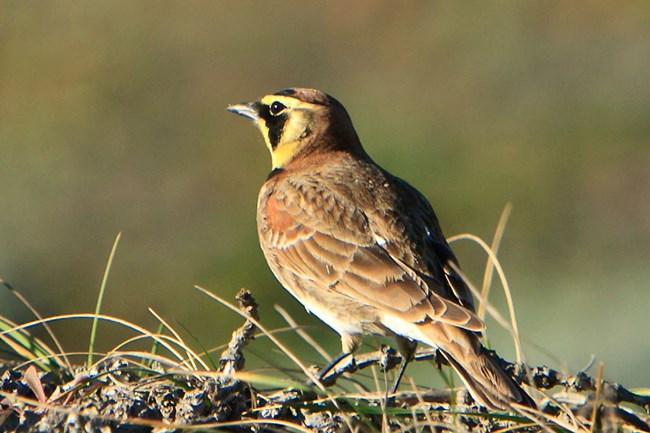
[260, 181, 483, 332]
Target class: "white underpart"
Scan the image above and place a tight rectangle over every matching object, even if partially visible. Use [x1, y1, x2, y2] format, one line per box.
[374, 234, 388, 246]
[381, 313, 439, 349]
[305, 299, 365, 335]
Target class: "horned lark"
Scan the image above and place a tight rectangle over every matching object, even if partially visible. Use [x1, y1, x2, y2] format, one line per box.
[228, 88, 534, 410]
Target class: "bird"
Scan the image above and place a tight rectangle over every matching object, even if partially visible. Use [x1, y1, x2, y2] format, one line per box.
[227, 88, 535, 410]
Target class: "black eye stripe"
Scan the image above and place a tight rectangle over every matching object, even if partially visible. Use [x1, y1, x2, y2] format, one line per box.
[267, 116, 287, 149]
[257, 103, 289, 149]
[260, 105, 287, 149]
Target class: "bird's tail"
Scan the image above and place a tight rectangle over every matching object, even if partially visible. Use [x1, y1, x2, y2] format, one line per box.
[418, 322, 536, 410]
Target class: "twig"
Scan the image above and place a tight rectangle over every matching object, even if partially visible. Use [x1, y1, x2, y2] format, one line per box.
[316, 345, 650, 415]
[218, 289, 259, 375]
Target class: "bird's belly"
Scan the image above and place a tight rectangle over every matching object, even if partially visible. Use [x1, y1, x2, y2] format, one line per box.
[380, 313, 439, 349]
[302, 293, 370, 336]
[281, 275, 386, 337]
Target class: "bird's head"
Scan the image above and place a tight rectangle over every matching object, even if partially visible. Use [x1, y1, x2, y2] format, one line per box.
[228, 88, 363, 169]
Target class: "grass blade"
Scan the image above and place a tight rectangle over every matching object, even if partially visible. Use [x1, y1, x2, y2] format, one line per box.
[87, 232, 122, 367]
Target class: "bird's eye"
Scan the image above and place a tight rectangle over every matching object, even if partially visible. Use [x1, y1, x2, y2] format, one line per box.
[269, 101, 286, 116]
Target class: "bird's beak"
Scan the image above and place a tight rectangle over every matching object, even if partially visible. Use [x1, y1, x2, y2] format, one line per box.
[227, 102, 261, 120]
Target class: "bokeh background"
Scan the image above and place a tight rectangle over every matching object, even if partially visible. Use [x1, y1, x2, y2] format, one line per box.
[1, 2, 649, 387]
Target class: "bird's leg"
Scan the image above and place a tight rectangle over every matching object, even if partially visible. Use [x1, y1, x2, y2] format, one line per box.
[314, 350, 353, 382]
[391, 357, 409, 394]
[308, 333, 360, 386]
[391, 337, 417, 393]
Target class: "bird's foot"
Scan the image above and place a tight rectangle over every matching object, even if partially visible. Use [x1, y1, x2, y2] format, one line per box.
[305, 351, 355, 387]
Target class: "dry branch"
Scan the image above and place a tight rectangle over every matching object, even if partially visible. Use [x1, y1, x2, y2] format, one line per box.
[218, 288, 259, 375]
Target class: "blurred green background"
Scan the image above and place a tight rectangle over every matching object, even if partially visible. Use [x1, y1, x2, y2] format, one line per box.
[1, 2, 649, 386]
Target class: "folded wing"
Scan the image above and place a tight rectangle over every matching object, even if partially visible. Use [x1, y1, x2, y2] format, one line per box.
[260, 191, 483, 332]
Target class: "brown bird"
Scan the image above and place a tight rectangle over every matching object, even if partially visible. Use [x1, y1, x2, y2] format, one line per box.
[227, 88, 534, 410]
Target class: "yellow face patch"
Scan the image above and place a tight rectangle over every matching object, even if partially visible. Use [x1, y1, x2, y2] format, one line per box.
[254, 94, 323, 169]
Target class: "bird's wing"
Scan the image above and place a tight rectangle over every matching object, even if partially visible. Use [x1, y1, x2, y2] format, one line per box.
[260, 185, 484, 332]
[372, 176, 478, 314]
